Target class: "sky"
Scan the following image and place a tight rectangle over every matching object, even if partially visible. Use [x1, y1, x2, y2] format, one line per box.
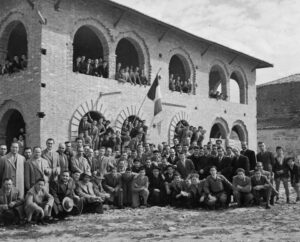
[113, 0, 300, 85]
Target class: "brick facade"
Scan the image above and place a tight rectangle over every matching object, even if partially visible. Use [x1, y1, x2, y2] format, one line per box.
[0, 0, 272, 150]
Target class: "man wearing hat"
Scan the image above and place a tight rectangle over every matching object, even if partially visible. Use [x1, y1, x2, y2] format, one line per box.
[103, 167, 124, 208]
[76, 172, 103, 213]
[148, 166, 165, 206]
[50, 170, 83, 218]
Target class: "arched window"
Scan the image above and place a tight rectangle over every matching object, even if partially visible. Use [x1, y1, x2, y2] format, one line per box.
[115, 38, 148, 86]
[78, 111, 105, 136]
[0, 21, 28, 74]
[208, 65, 227, 101]
[229, 71, 247, 104]
[0, 109, 26, 148]
[169, 55, 192, 94]
[73, 26, 108, 78]
[230, 124, 247, 142]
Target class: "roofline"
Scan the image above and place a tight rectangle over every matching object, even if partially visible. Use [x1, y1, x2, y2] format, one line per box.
[104, 0, 273, 69]
[257, 73, 300, 87]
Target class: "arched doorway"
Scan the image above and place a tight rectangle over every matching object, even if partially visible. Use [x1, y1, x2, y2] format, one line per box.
[78, 111, 104, 135]
[122, 115, 142, 138]
[174, 120, 190, 143]
[7, 22, 28, 60]
[208, 65, 227, 100]
[115, 38, 140, 70]
[0, 109, 26, 148]
[169, 54, 191, 93]
[73, 25, 105, 74]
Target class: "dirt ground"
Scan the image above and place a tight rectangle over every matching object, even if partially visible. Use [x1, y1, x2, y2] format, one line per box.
[1, 190, 300, 242]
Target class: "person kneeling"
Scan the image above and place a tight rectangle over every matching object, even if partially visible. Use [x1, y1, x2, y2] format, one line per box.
[131, 168, 149, 208]
[251, 169, 272, 209]
[50, 170, 83, 219]
[76, 173, 103, 214]
[103, 167, 124, 209]
[169, 173, 191, 208]
[204, 166, 232, 209]
[232, 168, 253, 207]
[0, 178, 24, 225]
[25, 178, 54, 224]
[188, 173, 206, 208]
[148, 166, 165, 206]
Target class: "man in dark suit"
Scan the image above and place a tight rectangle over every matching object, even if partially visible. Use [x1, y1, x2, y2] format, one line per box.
[256, 142, 275, 172]
[101, 61, 109, 78]
[232, 147, 250, 176]
[79, 116, 92, 135]
[103, 167, 123, 208]
[79, 56, 87, 73]
[211, 147, 233, 180]
[241, 142, 257, 170]
[175, 152, 195, 180]
[50, 171, 82, 218]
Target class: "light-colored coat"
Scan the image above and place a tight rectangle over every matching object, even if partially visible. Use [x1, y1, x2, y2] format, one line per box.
[0, 153, 26, 198]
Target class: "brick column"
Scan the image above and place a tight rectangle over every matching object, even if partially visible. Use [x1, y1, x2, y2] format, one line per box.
[108, 53, 116, 79]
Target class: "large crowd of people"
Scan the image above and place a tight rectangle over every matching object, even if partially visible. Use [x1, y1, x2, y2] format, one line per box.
[115, 63, 149, 86]
[0, 123, 299, 226]
[0, 55, 27, 75]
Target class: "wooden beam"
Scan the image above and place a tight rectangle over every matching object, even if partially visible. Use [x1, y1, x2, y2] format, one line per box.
[251, 63, 260, 72]
[25, 0, 34, 9]
[228, 54, 239, 65]
[99, 91, 122, 98]
[162, 102, 186, 108]
[158, 29, 169, 42]
[201, 44, 212, 57]
[54, 0, 62, 11]
[114, 11, 125, 27]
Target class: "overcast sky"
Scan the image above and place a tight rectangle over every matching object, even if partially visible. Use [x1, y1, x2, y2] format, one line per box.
[113, 0, 300, 85]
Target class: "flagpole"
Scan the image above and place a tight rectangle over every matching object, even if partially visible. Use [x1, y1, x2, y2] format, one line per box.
[133, 68, 162, 123]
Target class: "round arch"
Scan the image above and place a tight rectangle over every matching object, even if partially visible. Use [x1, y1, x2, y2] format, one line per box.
[0, 11, 28, 62]
[113, 31, 151, 81]
[71, 18, 112, 61]
[209, 117, 229, 139]
[69, 99, 112, 141]
[208, 64, 228, 98]
[167, 47, 196, 94]
[230, 120, 248, 142]
[168, 112, 192, 145]
[229, 69, 248, 104]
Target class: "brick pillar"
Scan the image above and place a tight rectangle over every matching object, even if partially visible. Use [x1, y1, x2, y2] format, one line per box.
[108, 53, 116, 79]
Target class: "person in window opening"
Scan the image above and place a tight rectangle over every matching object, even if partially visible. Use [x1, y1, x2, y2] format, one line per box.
[101, 61, 109, 78]
[187, 79, 192, 94]
[182, 80, 188, 93]
[12, 56, 21, 71]
[79, 56, 86, 73]
[140, 69, 149, 86]
[20, 54, 28, 69]
[134, 67, 142, 86]
[93, 58, 101, 77]
[175, 76, 182, 92]
[129, 66, 136, 85]
[73, 56, 81, 73]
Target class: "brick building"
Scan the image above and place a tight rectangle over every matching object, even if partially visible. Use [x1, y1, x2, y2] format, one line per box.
[0, 0, 272, 150]
[257, 74, 300, 155]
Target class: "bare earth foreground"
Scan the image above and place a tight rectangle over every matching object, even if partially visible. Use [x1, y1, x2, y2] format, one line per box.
[1, 193, 300, 242]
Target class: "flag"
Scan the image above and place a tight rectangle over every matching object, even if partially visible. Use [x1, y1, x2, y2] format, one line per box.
[147, 75, 162, 116]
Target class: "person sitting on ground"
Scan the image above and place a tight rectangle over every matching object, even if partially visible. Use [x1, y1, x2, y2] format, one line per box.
[232, 168, 253, 207]
[169, 172, 190, 208]
[0, 178, 24, 225]
[25, 178, 54, 224]
[131, 168, 149, 208]
[188, 173, 206, 208]
[50, 170, 83, 219]
[75, 173, 103, 214]
[204, 166, 232, 209]
[251, 169, 272, 209]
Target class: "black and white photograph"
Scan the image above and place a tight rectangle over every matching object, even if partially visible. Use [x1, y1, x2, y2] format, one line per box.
[0, 0, 299, 241]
